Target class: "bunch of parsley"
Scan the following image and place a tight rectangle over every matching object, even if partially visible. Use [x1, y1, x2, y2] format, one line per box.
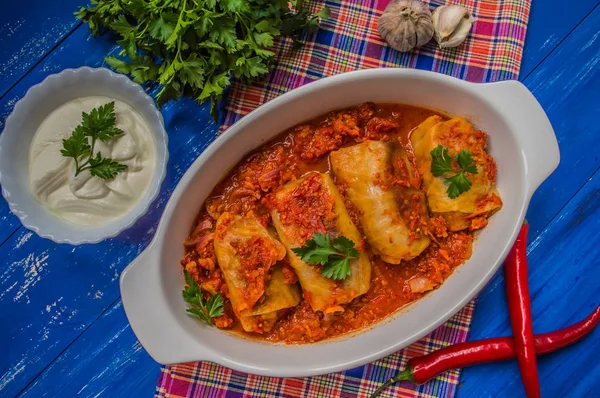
[76, 0, 329, 121]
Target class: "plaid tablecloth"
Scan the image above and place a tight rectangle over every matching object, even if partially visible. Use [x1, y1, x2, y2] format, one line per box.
[156, 0, 530, 396]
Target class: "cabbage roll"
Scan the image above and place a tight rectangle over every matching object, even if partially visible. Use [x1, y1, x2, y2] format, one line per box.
[410, 116, 502, 231]
[214, 212, 301, 333]
[330, 140, 431, 263]
[266, 173, 371, 313]
[238, 263, 301, 333]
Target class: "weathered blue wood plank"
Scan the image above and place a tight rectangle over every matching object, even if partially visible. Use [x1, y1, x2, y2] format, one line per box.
[0, 1, 598, 397]
[0, 116, 217, 397]
[464, 0, 600, 334]
[461, 0, 600, 327]
[0, 22, 116, 244]
[18, 301, 159, 398]
[0, 26, 219, 397]
[460, 5, 600, 395]
[0, 26, 117, 130]
[519, 1, 599, 77]
[0, 0, 83, 98]
[521, 4, 600, 239]
[19, 174, 600, 398]
[0, 201, 20, 246]
[458, 169, 600, 397]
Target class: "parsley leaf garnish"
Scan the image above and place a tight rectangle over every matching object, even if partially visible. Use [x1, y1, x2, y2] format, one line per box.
[88, 154, 128, 180]
[60, 102, 127, 180]
[430, 144, 479, 199]
[182, 270, 224, 325]
[60, 126, 90, 160]
[76, 0, 330, 122]
[292, 233, 359, 280]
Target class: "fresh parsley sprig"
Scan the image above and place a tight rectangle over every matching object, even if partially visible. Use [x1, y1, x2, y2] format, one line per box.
[60, 102, 127, 180]
[292, 233, 359, 280]
[183, 270, 224, 325]
[430, 144, 479, 199]
[76, 0, 330, 122]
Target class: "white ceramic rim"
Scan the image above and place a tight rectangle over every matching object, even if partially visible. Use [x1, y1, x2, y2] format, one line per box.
[120, 68, 560, 376]
[0, 67, 169, 244]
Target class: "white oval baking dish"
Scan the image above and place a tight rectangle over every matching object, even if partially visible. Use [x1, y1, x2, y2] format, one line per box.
[120, 68, 559, 377]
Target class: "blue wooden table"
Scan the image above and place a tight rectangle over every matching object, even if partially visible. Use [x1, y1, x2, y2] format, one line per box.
[1, 1, 599, 397]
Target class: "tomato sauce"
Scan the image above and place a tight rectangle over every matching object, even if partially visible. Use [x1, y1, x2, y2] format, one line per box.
[181, 103, 474, 343]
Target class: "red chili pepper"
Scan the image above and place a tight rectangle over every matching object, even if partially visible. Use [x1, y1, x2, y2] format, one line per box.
[369, 305, 600, 397]
[505, 221, 540, 397]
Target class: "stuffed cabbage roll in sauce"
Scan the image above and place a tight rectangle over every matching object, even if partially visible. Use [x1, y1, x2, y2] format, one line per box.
[330, 140, 431, 263]
[214, 211, 301, 333]
[411, 116, 502, 231]
[266, 173, 371, 313]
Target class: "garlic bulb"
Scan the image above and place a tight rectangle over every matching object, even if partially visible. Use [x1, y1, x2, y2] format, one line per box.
[432, 5, 475, 49]
[379, 0, 434, 52]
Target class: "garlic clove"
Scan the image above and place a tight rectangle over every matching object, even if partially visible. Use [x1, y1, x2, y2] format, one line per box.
[432, 5, 475, 49]
[440, 14, 474, 48]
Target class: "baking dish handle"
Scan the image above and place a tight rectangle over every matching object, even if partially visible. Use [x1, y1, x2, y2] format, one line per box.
[120, 242, 218, 365]
[481, 80, 560, 195]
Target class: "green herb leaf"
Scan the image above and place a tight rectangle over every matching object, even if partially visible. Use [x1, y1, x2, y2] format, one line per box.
[109, 15, 137, 38]
[88, 154, 128, 180]
[183, 269, 203, 303]
[209, 18, 237, 49]
[198, 71, 230, 101]
[292, 233, 358, 280]
[254, 20, 281, 35]
[149, 15, 176, 43]
[221, 0, 249, 13]
[253, 32, 274, 47]
[60, 125, 91, 160]
[316, 5, 332, 20]
[60, 102, 128, 180]
[128, 56, 160, 84]
[180, 54, 205, 88]
[430, 144, 479, 199]
[445, 172, 473, 199]
[321, 257, 351, 280]
[205, 294, 225, 318]
[332, 235, 360, 258]
[430, 144, 454, 177]
[244, 56, 270, 78]
[97, 126, 124, 143]
[105, 56, 132, 75]
[312, 232, 329, 249]
[456, 150, 478, 174]
[81, 101, 117, 139]
[186, 307, 212, 323]
[182, 270, 224, 324]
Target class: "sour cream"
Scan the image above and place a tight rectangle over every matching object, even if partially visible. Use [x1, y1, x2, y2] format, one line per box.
[29, 96, 156, 226]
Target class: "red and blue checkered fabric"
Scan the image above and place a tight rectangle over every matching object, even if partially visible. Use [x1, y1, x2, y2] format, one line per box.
[220, 0, 529, 128]
[156, 0, 530, 396]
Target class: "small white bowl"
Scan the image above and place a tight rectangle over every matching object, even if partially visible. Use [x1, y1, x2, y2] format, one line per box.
[0, 67, 168, 244]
